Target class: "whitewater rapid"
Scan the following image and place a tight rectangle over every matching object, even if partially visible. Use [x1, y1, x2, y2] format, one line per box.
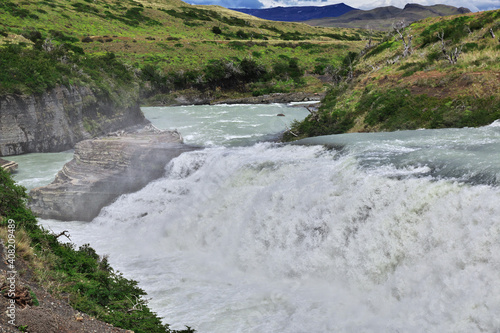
[19, 106, 500, 332]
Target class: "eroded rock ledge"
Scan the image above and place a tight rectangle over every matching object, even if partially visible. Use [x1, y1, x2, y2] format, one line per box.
[0, 158, 18, 173]
[29, 127, 198, 222]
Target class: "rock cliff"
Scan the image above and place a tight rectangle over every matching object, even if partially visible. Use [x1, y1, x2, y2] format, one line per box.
[29, 127, 198, 221]
[0, 85, 147, 157]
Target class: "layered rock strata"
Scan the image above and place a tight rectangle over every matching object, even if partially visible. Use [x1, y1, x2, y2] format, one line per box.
[29, 127, 198, 221]
[0, 85, 147, 156]
[0, 158, 18, 173]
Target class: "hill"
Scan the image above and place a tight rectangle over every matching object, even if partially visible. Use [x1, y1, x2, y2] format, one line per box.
[284, 9, 500, 140]
[230, 3, 358, 22]
[306, 3, 471, 30]
[0, 0, 382, 102]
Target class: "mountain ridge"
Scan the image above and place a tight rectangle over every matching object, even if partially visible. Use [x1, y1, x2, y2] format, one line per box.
[230, 3, 358, 22]
[306, 3, 472, 30]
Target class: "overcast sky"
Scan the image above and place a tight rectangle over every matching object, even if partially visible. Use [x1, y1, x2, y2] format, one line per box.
[183, 0, 500, 12]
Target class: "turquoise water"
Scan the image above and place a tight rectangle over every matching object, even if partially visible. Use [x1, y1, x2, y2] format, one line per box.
[142, 103, 310, 146]
[9, 151, 73, 190]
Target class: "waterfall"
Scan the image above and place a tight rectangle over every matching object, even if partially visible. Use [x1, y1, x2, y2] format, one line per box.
[45, 141, 500, 332]
[29, 106, 500, 332]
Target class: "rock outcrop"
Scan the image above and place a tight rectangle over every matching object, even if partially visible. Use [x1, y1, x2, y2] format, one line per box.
[0, 158, 18, 173]
[29, 127, 198, 222]
[0, 85, 147, 157]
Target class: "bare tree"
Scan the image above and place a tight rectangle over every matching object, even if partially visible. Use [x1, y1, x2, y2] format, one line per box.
[364, 25, 373, 49]
[42, 38, 56, 52]
[305, 106, 320, 122]
[393, 20, 413, 57]
[126, 295, 150, 313]
[347, 58, 354, 81]
[54, 230, 71, 241]
[437, 31, 462, 64]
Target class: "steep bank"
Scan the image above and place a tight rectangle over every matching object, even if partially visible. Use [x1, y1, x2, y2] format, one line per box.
[0, 85, 147, 157]
[0, 239, 130, 333]
[285, 9, 500, 140]
[0, 167, 192, 333]
[29, 127, 198, 222]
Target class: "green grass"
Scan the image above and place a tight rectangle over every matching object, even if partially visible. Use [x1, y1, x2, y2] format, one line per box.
[285, 9, 500, 140]
[0, 0, 372, 91]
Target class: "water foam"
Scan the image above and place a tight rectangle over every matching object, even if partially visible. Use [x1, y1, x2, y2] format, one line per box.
[47, 143, 500, 332]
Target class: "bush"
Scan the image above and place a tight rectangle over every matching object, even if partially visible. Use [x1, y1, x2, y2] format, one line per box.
[211, 26, 222, 35]
[272, 58, 304, 83]
[0, 43, 135, 95]
[236, 30, 248, 39]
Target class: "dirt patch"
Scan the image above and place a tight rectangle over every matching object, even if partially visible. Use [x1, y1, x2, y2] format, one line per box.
[0, 241, 131, 333]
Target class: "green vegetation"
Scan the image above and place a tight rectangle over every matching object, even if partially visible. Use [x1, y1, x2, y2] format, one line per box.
[285, 9, 500, 140]
[0, 0, 376, 100]
[0, 167, 193, 333]
[0, 37, 134, 96]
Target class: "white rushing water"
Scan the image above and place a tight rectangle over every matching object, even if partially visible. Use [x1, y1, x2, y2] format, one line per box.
[15, 105, 500, 332]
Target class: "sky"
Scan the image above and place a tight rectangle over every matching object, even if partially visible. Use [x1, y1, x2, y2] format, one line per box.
[183, 0, 500, 12]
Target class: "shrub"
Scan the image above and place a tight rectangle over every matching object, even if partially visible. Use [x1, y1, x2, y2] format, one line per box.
[211, 26, 222, 35]
[236, 30, 248, 39]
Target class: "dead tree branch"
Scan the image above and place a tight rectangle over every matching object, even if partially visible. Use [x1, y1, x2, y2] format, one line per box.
[437, 31, 462, 65]
[305, 106, 320, 122]
[54, 230, 71, 241]
[393, 20, 413, 57]
[126, 295, 149, 313]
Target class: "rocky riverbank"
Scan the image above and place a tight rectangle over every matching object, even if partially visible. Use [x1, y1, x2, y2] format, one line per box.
[29, 126, 198, 222]
[0, 85, 147, 157]
[212, 92, 324, 105]
[145, 91, 325, 106]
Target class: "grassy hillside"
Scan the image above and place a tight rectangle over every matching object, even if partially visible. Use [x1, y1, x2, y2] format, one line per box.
[0, 0, 382, 99]
[306, 4, 471, 31]
[0, 167, 194, 332]
[285, 9, 500, 140]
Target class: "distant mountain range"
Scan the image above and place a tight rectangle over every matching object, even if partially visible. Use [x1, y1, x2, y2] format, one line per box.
[230, 3, 471, 31]
[305, 3, 471, 30]
[229, 3, 358, 22]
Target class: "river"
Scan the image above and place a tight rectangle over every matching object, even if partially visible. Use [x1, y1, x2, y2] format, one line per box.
[9, 104, 500, 332]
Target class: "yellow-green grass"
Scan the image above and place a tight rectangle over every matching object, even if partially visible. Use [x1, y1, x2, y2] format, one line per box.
[0, 0, 379, 75]
[284, 9, 500, 139]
